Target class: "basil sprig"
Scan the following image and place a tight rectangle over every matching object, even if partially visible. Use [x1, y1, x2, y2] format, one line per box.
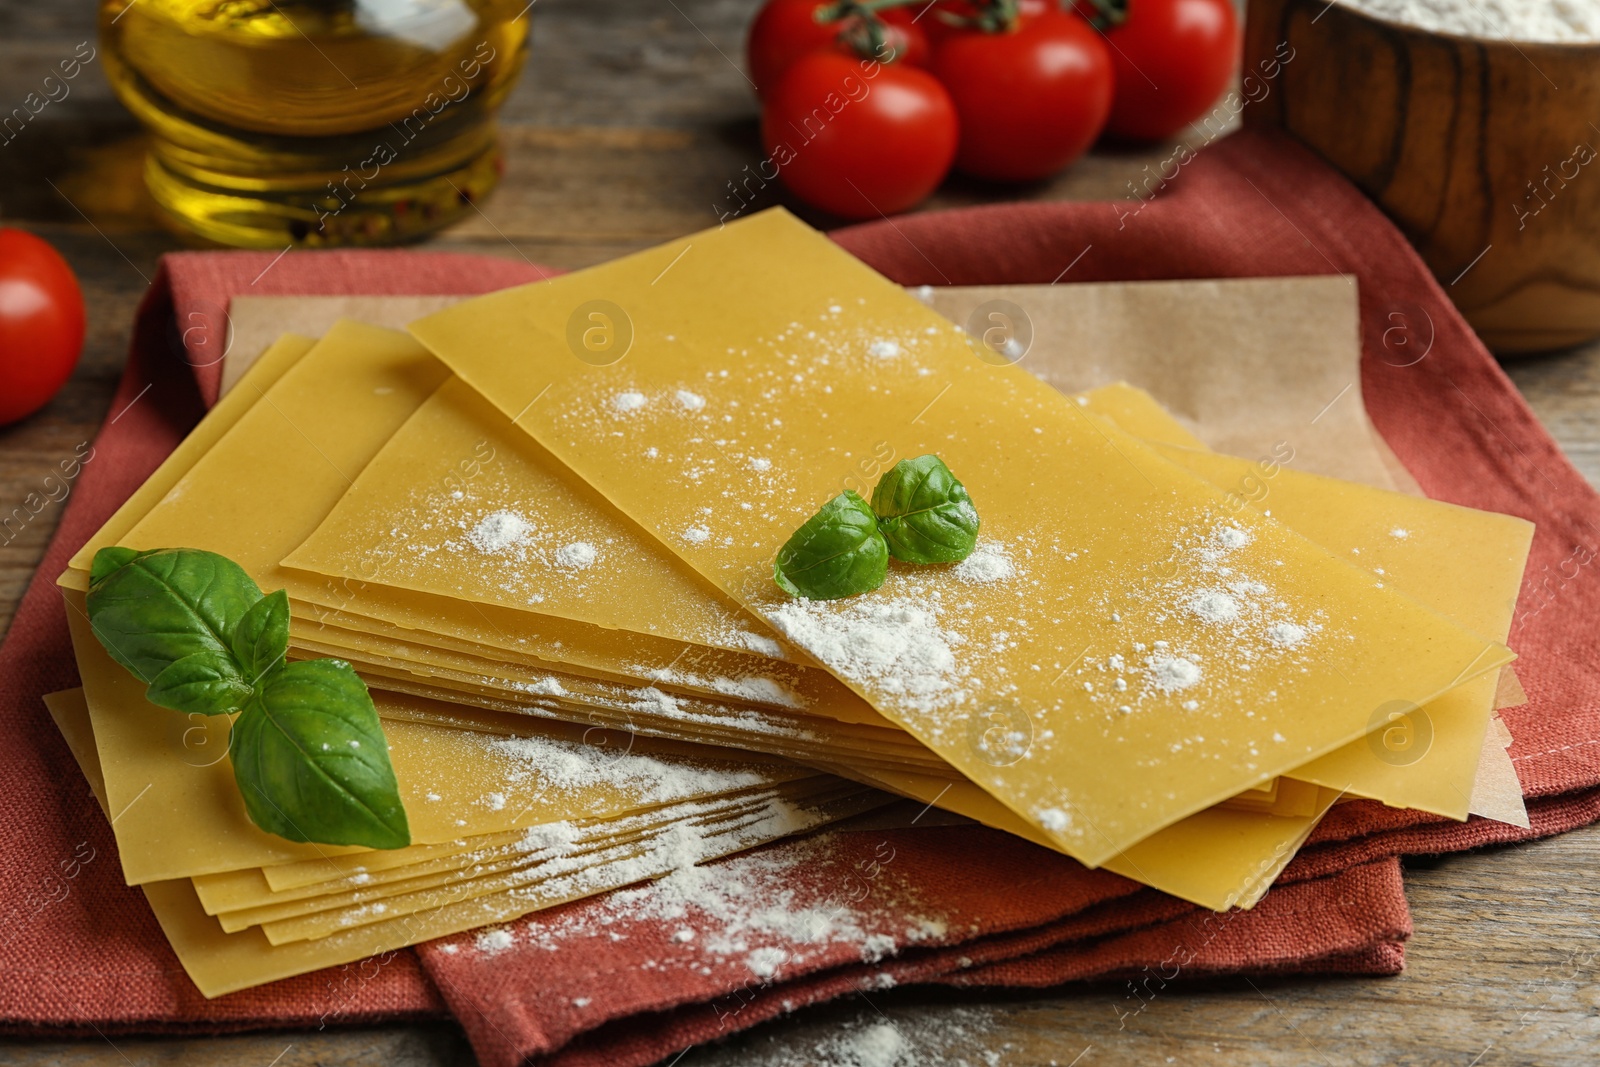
[86, 547, 410, 850]
[773, 455, 981, 600]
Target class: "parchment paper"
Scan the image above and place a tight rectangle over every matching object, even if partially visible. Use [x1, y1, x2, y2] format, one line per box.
[220, 277, 1406, 491]
[923, 278, 1404, 492]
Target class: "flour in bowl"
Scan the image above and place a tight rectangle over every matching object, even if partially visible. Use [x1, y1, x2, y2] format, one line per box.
[1338, 0, 1600, 42]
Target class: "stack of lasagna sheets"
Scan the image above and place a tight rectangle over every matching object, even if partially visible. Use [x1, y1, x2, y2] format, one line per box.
[50, 209, 1534, 996]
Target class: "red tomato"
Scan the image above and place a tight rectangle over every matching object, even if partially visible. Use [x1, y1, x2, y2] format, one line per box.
[919, 0, 1051, 46]
[762, 50, 958, 218]
[879, 7, 932, 67]
[1092, 0, 1240, 141]
[746, 0, 929, 98]
[932, 10, 1113, 182]
[0, 229, 85, 426]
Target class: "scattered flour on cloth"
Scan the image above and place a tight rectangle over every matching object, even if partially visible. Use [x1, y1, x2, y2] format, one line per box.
[518, 831, 948, 982]
[707, 1009, 1013, 1067]
[475, 927, 515, 954]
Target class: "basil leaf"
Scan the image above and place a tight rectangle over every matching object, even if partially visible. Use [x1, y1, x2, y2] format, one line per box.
[146, 652, 255, 717]
[232, 589, 290, 683]
[86, 547, 261, 704]
[89, 546, 142, 587]
[230, 659, 410, 850]
[773, 490, 888, 600]
[871, 455, 980, 564]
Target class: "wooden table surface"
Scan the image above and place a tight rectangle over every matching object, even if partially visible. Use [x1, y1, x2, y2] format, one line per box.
[3, 1, 1600, 1064]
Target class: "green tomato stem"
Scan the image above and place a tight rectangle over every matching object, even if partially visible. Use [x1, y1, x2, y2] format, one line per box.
[1076, 0, 1128, 32]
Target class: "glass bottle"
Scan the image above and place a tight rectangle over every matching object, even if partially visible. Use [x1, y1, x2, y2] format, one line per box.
[100, 0, 531, 247]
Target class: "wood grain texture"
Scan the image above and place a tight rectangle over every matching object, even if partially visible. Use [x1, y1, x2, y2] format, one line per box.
[1243, 0, 1600, 353]
[3, 0, 1600, 1063]
[0, 1022, 476, 1067]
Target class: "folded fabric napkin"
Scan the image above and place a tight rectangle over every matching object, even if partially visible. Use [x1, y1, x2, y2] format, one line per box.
[2, 128, 1597, 1067]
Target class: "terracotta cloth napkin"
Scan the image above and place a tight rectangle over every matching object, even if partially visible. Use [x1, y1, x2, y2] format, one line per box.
[1, 127, 1597, 1065]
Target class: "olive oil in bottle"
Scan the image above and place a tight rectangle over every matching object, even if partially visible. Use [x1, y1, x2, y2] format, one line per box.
[100, 0, 530, 247]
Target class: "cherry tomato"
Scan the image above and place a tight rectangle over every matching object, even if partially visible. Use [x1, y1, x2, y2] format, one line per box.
[919, 0, 1051, 46]
[879, 7, 933, 66]
[762, 50, 958, 218]
[746, 0, 929, 98]
[0, 229, 85, 427]
[932, 10, 1113, 182]
[1091, 0, 1240, 142]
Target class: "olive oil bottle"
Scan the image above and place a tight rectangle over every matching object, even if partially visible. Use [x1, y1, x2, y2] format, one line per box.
[100, 0, 530, 247]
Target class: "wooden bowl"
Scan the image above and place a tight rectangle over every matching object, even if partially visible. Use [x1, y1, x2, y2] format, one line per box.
[1244, 0, 1600, 353]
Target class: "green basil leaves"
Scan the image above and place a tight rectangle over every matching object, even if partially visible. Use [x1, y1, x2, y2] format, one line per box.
[85, 548, 262, 710]
[872, 454, 980, 564]
[232, 589, 290, 681]
[86, 547, 409, 850]
[773, 455, 981, 600]
[774, 490, 889, 600]
[145, 653, 255, 719]
[231, 659, 410, 849]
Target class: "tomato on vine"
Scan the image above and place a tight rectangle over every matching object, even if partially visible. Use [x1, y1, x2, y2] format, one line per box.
[916, 0, 1050, 46]
[746, 0, 930, 97]
[931, 4, 1113, 182]
[762, 50, 958, 218]
[1077, 0, 1240, 141]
